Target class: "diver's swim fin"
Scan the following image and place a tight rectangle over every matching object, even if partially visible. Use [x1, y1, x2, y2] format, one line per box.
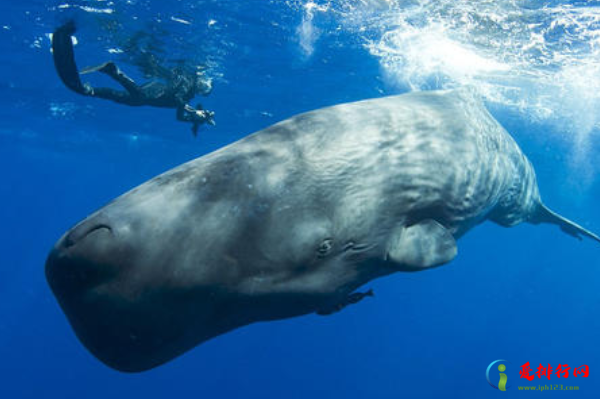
[533, 204, 600, 243]
[52, 20, 88, 95]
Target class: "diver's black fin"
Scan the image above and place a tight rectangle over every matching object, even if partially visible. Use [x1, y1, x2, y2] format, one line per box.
[52, 20, 88, 94]
[533, 204, 600, 244]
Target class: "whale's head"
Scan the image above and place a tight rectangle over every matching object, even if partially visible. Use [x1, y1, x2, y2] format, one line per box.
[45, 204, 247, 372]
[45, 161, 273, 372]
[45, 155, 380, 372]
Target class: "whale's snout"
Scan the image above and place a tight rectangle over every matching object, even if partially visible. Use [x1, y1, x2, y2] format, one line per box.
[46, 216, 121, 296]
[44, 209, 236, 373]
[44, 214, 152, 372]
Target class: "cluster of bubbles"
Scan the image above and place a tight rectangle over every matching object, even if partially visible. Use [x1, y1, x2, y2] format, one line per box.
[53, 0, 227, 82]
[294, 0, 600, 162]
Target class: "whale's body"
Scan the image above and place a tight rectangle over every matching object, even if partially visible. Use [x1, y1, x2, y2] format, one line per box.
[46, 89, 599, 372]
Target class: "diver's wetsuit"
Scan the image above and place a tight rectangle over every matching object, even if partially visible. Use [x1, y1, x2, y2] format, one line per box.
[52, 21, 214, 136]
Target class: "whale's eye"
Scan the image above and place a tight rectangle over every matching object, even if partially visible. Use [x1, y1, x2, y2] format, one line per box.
[316, 239, 333, 258]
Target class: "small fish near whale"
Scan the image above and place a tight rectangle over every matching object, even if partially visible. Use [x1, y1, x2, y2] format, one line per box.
[45, 88, 600, 372]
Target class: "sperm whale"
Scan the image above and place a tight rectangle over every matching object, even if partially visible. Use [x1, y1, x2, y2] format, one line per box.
[45, 88, 599, 372]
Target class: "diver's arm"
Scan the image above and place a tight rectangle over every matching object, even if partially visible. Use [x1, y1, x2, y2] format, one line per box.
[176, 104, 214, 123]
[52, 21, 89, 94]
[176, 104, 215, 136]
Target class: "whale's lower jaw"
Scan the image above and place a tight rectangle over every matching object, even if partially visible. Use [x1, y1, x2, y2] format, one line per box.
[47, 278, 235, 372]
[46, 245, 330, 372]
[52, 289, 330, 372]
[45, 247, 247, 372]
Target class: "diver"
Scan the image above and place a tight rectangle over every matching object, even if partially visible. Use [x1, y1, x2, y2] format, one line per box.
[51, 21, 215, 136]
[316, 289, 375, 316]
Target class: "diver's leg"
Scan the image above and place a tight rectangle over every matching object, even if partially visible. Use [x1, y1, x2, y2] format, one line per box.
[97, 62, 142, 96]
[86, 86, 136, 105]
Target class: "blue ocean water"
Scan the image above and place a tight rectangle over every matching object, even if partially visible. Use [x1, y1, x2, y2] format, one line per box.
[1, 0, 600, 398]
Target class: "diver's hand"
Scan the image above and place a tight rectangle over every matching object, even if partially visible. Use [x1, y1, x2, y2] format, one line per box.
[190, 109, 215, 137]
[83, 83, 94, 96]
[196, 109, 215, 126]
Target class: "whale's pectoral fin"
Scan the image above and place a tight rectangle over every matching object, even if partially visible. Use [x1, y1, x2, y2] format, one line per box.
[386, 219, 457, 270]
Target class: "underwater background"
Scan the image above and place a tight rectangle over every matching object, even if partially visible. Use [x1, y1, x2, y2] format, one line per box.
[1, 0, 600, 397]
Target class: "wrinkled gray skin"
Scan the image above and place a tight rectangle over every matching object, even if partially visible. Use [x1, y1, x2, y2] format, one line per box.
[46, 89, 600, 372]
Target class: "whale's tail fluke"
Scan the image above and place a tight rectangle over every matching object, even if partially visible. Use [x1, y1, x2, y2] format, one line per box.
[532, 204, 600, 244]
